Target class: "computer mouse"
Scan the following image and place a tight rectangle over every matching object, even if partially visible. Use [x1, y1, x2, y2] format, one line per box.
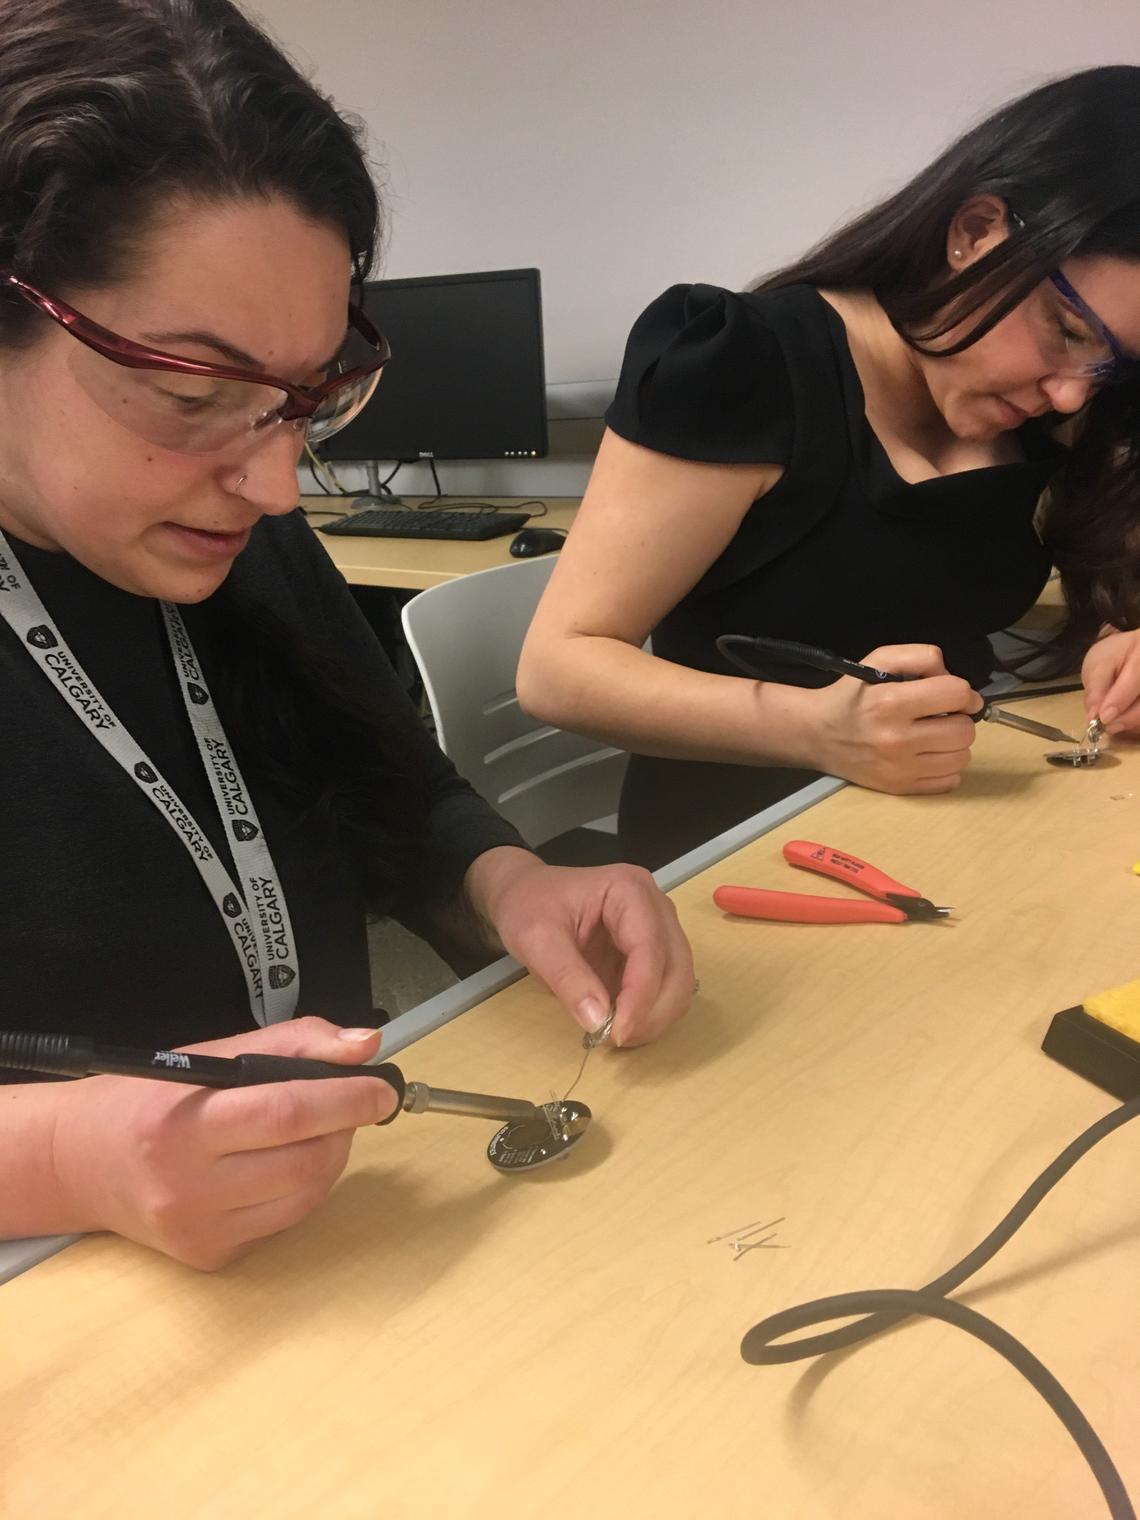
[509, 527, 566, 558]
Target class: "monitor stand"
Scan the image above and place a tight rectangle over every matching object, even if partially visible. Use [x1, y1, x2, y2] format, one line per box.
[350, 461, 405, 510]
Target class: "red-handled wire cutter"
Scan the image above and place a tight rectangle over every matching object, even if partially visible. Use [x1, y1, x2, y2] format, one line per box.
[713, 840, 952, 925]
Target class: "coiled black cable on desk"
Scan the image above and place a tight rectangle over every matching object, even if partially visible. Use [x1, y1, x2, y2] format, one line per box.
[741, 1096, 1140, 1519]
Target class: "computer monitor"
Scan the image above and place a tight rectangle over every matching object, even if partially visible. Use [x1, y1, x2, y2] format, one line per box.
[319, 267, 548, 464]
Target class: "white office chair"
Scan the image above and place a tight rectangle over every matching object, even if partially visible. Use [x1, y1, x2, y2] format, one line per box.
[401, 555, 629, 852]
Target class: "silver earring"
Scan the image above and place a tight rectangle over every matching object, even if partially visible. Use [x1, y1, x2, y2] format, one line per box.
[235, 474, 248, 496]
[953, 249, 962, 260]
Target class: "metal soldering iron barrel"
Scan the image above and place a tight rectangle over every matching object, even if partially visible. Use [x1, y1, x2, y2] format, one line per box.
[401, 1081, 537, 1122]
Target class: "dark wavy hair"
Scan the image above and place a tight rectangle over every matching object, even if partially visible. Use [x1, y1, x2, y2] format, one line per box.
[0, 0, 431, 915]
[753, 65, 1140, 669]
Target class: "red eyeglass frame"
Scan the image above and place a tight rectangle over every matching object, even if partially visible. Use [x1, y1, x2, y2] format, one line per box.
[0, 270, 391, 422]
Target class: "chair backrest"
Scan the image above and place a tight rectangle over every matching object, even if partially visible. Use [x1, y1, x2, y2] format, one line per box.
[401, 557, 629, 847]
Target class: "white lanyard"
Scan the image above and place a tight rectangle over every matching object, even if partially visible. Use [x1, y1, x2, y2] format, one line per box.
[0, 529, 299, 1026]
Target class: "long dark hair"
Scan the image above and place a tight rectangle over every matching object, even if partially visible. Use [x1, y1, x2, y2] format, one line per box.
[754, 66, 1140, 667]
[0, 0, 431, 914]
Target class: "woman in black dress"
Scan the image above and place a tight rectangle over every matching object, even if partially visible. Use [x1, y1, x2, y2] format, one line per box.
[0, 0, 693, 1267]
[520, 67, 1140, 870]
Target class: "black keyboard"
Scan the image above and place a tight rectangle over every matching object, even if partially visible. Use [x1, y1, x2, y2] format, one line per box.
[317, 508, 530, 541]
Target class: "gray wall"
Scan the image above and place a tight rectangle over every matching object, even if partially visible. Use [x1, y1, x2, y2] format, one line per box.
[250, 0, 1140, 496]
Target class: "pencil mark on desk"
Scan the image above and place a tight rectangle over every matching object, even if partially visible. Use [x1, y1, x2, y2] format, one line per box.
[707, 1214, 784, 1245]
[708, 1215, 788, 1259]
[733, 1231, 789, 1260]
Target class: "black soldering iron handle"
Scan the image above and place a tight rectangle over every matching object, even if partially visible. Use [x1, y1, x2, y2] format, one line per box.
[0, 1029, 96, 1078]
[715, 635, 1000, 724]
[716, 635, 916, 686]
[0, 1030, 407, 1109]
[0, 1034, 536, 1134]
[231, 1054, 406, 1114]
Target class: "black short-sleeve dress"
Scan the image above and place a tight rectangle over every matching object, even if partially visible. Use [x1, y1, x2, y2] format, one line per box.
[604, 283, 1065, 870]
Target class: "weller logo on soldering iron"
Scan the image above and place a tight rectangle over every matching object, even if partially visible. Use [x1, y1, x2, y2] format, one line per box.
[152, 1051, 191, 1070]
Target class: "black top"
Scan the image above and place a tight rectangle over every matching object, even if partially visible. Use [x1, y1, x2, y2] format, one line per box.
[0, 511, 523, 1073]
[604, 283, 1065, 869]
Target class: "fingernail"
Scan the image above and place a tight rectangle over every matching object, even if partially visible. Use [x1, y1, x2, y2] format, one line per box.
[575, 996, 607, 1032]
[337, 1026, 380, 1042]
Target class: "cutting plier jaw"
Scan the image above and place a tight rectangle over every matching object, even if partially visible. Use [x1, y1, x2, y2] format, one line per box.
[884, 893, 952, 921]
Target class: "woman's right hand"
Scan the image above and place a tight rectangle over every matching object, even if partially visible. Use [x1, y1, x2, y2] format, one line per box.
[51, 1017, 397, 1271]
[809, 644, 982, 794]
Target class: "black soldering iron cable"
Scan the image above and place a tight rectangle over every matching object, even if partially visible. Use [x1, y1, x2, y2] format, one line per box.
[742, 1095, 1140, 1520]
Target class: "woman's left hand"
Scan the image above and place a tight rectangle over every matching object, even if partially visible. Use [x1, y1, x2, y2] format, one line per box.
[465, 848, 694, 1047]
[1082, 627, 1140, 734]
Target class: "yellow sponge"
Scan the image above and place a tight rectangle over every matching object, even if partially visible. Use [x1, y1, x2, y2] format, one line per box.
[1084, 978, 1140, 1041]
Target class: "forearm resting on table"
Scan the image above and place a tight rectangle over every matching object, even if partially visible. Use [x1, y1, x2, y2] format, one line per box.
[0, 1081, 89, 1238]
[517, 635, 820, 768]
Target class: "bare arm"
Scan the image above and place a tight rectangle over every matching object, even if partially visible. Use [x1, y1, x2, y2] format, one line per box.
[518, 430, 981, 793]
[517, 429, 818, 765]
[0, 1081, 75, 1236]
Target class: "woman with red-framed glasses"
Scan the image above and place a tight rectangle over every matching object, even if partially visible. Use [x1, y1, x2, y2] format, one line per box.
[0, 0, 694, 1271]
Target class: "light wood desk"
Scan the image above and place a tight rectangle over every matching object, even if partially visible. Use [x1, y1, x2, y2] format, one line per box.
[3, 692, 1139, 1519]
[302, 495, 579, 591]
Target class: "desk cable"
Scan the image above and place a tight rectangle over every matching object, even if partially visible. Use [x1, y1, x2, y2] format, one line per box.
[742, 1096, 1139, 1519]
[301, 446, 550, 522]
[989, 680, 1084, 702]
[416, 497, 549, 517]
[302, 450, 406, 504]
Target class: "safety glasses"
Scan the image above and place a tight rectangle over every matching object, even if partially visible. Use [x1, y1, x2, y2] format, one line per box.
[0, 271, 390, 454]
[1006, 210, 1136, 388]
[1038, 269, 1135, 387]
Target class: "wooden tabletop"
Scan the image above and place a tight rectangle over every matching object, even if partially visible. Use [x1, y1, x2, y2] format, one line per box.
[303, 496, 580, 590]
[4, 692, 1139, 1519]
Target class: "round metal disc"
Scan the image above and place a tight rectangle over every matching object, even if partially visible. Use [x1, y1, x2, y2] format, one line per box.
[1045, 749, 1100, 767]
[487, 1100, 591, 1172]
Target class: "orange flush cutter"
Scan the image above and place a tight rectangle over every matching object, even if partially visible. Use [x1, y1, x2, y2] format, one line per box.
[713, 840, 952, 925]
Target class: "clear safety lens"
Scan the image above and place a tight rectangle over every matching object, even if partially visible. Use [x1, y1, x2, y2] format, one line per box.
[66, 318, 386, 454]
